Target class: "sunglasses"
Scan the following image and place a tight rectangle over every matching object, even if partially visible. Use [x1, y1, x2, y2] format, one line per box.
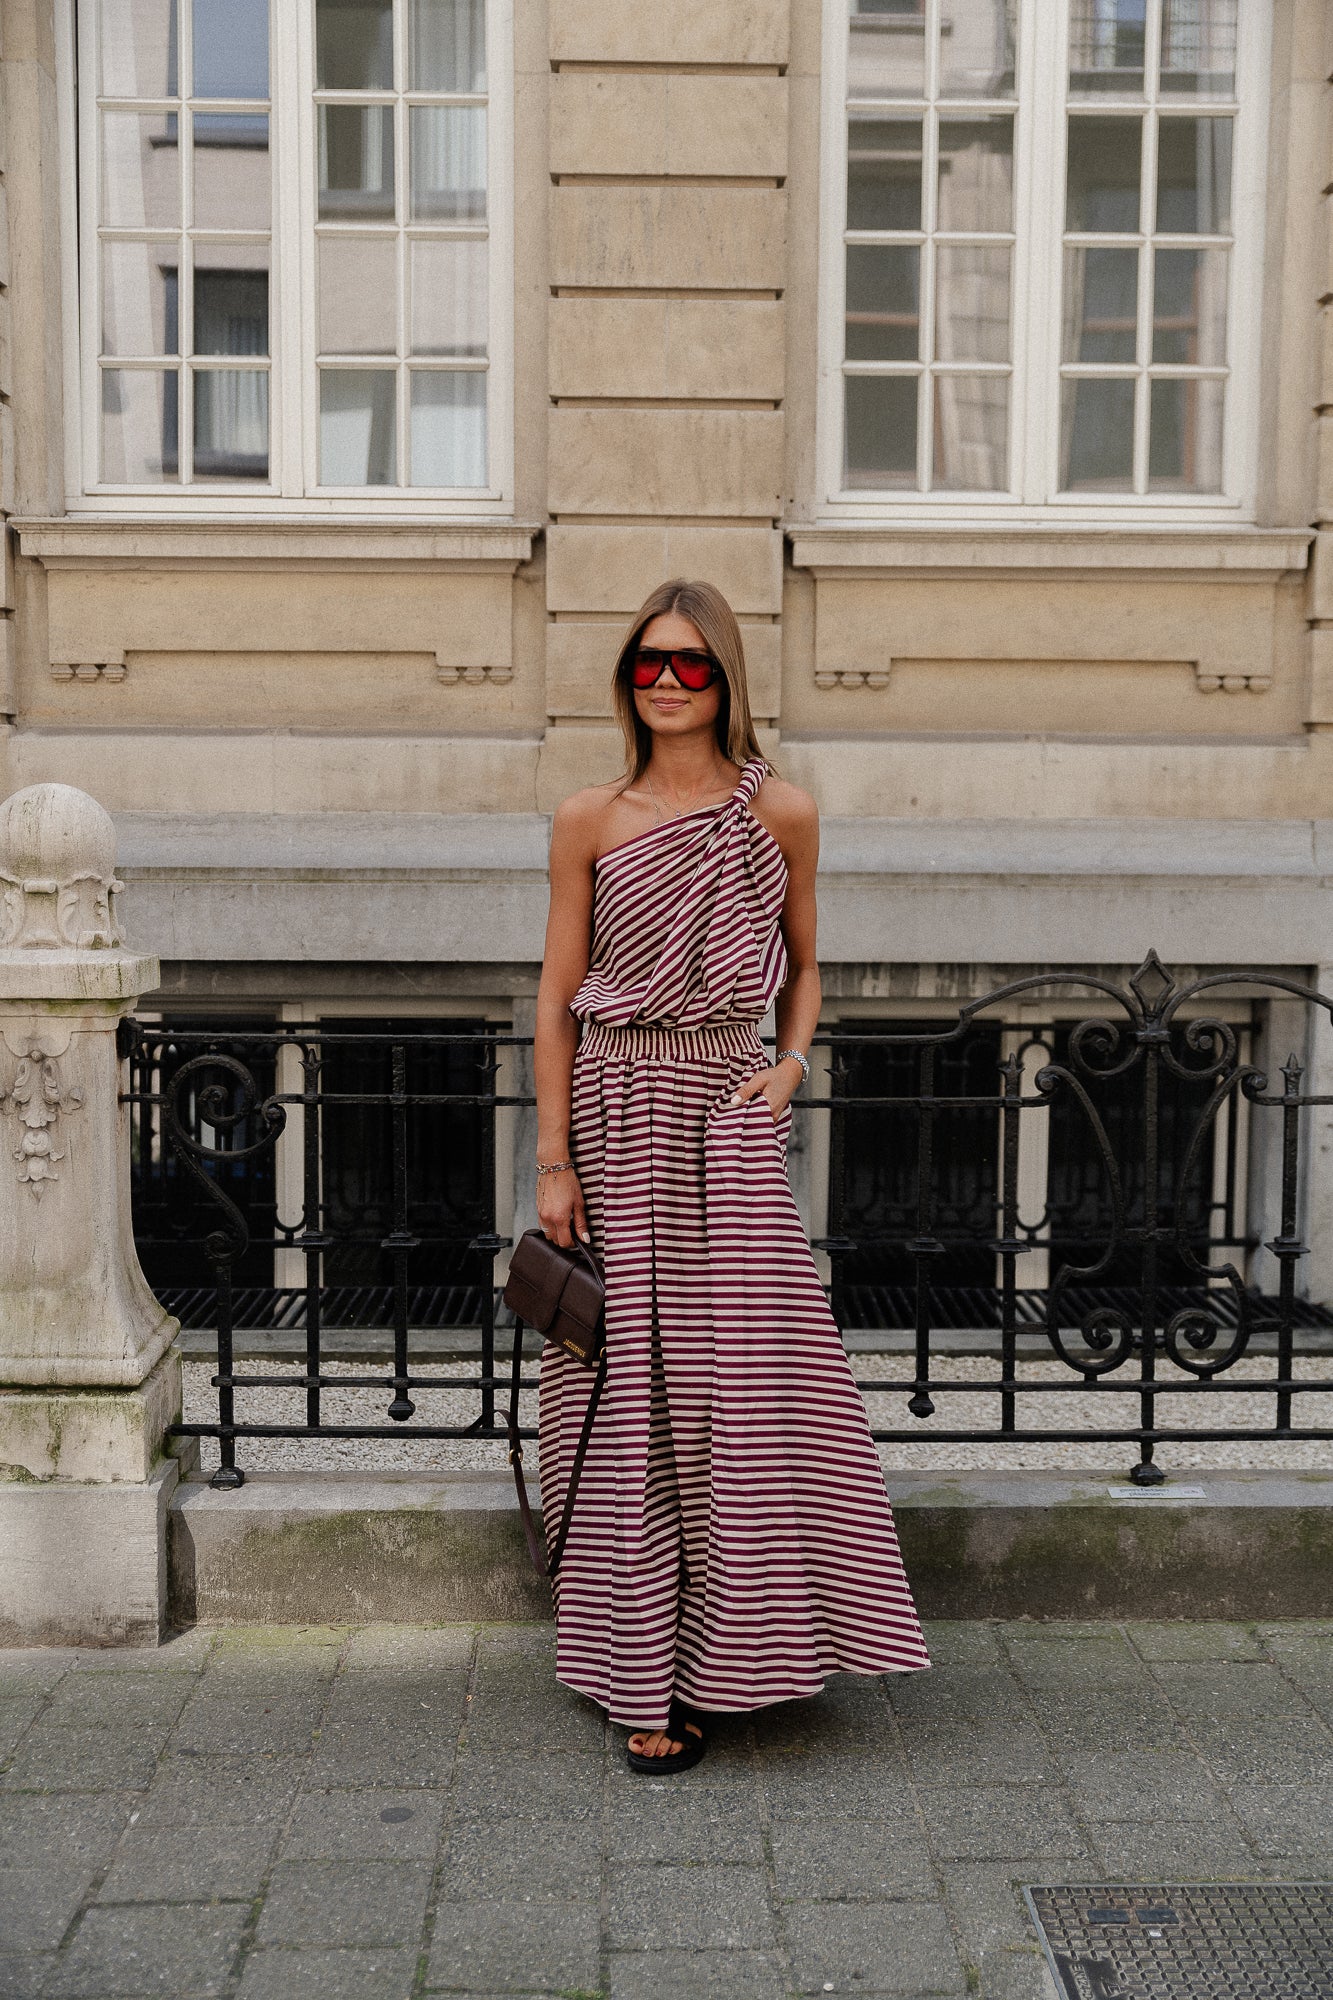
[628, 647, 722, 691]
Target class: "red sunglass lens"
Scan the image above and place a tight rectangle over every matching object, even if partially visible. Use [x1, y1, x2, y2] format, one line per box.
[629, 650, 716, 689]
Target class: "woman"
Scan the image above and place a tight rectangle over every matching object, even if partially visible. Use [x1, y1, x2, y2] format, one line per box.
[534, 578, 929, 1771]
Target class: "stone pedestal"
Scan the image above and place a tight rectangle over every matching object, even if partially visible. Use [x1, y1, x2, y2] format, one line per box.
[0, 782, 182, 1645]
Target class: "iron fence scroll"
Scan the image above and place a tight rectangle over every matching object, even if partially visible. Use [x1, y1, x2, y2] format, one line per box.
[120, 955, 1333, 1489]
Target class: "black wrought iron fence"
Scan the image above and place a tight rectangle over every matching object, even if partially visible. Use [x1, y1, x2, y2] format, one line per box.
[119, 954, 1333, 1490]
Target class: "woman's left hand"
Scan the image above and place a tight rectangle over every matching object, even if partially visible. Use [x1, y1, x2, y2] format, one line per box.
[730, 1060, 801, 1124]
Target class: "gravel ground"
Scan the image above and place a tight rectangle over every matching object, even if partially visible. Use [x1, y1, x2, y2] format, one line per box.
[183, 1350, 1333, 1478]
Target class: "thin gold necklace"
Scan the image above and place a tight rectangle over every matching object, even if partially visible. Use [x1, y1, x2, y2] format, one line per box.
[645, 768, 729, 824]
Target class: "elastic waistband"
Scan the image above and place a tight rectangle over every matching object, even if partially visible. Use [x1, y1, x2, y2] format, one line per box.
[577, 1020, 765, 1064]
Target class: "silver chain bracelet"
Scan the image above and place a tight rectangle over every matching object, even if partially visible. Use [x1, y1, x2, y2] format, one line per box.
[535, 1159, 574, 1177]
[774, 1048, 811, 1085]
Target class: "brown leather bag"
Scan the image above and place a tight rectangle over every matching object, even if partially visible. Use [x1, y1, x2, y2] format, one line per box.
[502, 1228, 606, 1579]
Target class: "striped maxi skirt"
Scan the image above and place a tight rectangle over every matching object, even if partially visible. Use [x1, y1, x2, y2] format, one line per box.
[538, 1019, 930, 1730]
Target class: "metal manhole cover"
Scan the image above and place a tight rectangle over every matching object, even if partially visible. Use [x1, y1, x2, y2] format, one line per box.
[1025, 1884, 1333, 1999]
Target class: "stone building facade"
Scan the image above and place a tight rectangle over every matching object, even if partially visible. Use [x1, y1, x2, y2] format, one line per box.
[2, 0, 1333, 1291]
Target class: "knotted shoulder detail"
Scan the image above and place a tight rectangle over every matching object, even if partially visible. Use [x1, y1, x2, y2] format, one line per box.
[731, 758, 770, 812]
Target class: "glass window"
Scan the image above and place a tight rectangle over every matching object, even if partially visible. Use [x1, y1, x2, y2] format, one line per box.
[82, 0, 498, 496]
[841, 0, 1017, 494]
[314, 0, 490, 487]
[1060, 0, 1235, 495]
[830, 0, 1249, 507]
[91, 1, 271, 485]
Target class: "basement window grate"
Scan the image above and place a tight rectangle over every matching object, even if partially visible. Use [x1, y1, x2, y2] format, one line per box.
[1025, 1883, 1333, 1999]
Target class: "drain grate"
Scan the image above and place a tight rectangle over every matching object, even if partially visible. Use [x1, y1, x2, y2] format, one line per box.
[1025, 1884, 1333, 1999]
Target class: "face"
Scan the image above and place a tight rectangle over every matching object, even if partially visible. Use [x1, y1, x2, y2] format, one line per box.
[630, 610, 724, 743]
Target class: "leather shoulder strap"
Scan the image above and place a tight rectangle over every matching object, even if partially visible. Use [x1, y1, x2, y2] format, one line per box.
[507, 1322, 606, 1581]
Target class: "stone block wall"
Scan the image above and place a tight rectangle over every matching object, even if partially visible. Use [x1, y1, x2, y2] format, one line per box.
[0, 0, 1329, 838]
[538, 0, 789, 808]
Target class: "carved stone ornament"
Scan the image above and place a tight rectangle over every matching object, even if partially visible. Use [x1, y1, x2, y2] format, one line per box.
[1, 1044, 84, 1199]
[0, 784, 124, 951]
[815, 665, 893, 691]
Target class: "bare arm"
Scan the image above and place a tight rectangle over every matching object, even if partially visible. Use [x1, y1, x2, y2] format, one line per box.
[735, 786, 822, 1119]
[533, 794, 598, 1245]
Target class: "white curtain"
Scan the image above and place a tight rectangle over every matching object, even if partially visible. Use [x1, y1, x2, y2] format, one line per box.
[194, 370, 267, 461]
[410, 373, 486, 486]
[410, 106, 486, 220]
[410, 0, 486, 91]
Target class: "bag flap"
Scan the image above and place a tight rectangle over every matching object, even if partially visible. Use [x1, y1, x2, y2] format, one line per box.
[559, 1260, 604, 1334]
[504, 1268, 560, 1333]
[503, 1229, 603, 1336]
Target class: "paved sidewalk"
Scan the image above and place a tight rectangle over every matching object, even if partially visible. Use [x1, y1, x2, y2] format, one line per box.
[2, 1620, 1332, 2000]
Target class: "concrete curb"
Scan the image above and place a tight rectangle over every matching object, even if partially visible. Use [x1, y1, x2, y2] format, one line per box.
[168, 1468, 1333, 1626]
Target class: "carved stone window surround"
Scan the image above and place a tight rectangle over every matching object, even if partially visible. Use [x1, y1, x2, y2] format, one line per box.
[790, 525, 1311, 703]
[15, 519, 541, 686]
[787, 525, 1313, 580]
[15, 519, 541, 573]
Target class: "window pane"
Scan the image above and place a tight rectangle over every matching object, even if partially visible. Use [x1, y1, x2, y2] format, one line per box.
[101, 369, 179, 482]
[410, 371, 486, 485]
[1160, 0, 1237, 97]
[320, 369, 397, 483]
[1062, 245, 1138, 361]
[1156, 117, 1232, 234]
[937, 118, 1013, 234]
[193, 367, 269, 479]
[1065, 117, 1142, 232]
[319, 236, 397, 352]
[102, 241, 176, 358]
[410, 0, 486, 92]
[318, 104, 395, 218]
[193, 115, 271, 230]
[1152, 246, 1227, 363]
[1148, 376, 1224, 490]
[316, 0, 393, 90]
[193, 267, 269, 357]
[845, 244, 919, 360]
[939, 0, 1016, 99]
[848, 2, 926, 102]
[99, 0, 176, 99]
[102, 112, 181, 229]
[1060, 375, 1136, 489]
[1068, 0, 1146, 96]
[844, 373, 918, 489]
[410, 238, 488, 356]
[847, 118, 922, 232]
[409, 106, 486, 221]
[933, 375, 1008, 490]
[935, 246, 1010, 362]
[192, 0, 268, 99]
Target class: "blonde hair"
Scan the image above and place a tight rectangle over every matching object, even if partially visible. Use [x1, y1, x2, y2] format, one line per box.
[611, 578, 769, 785]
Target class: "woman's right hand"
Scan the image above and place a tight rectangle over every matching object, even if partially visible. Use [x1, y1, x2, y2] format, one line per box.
[536, 1164, 591, 1249]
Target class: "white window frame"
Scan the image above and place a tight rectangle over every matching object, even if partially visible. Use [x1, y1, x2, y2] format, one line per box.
[816, 0, 1271, 523]
[57, 0, 514, 516]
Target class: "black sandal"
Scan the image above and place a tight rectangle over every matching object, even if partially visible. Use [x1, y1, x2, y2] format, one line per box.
[625, 1698, 709, 1774]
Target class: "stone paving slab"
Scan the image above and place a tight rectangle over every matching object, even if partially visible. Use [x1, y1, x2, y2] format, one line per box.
[1, 1618, 1332, 1997]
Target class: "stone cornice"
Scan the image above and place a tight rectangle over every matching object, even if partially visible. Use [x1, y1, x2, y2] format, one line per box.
[786, 523, 1314, 580]
[13, 518, 542, 574]
[112, 811, 1333, 883]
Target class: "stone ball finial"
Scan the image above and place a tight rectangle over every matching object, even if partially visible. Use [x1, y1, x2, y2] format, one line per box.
[0, 783, 125, 951]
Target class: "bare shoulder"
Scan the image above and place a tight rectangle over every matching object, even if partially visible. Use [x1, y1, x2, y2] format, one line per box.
[551, 780, 625, 854]
[752, 772, 819, 846]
